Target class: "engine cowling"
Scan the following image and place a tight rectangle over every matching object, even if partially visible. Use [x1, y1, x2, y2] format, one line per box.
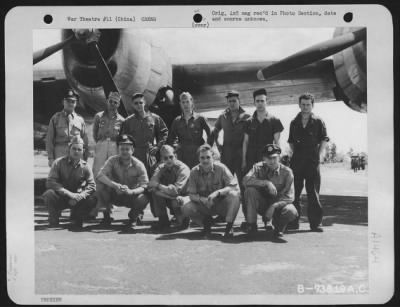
[62, 29, 173, 114]
[332, 27, 367, 112]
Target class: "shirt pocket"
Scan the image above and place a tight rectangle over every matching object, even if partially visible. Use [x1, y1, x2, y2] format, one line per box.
[70, 123, 82, 136]
[56, 124, 69, 137]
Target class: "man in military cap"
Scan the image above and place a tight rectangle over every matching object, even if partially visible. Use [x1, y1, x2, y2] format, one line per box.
[92, 91, 125, 178]
[46, 89, 89, 167]
[209, 90, 251, 218]
[243, 144, 298, 239]
[42, 135, 96, 230]
[148, 145, 191, 231]
[181, 144, 241, 239]
[95, 134, 150, 229]
[287, 93, 329, 232]
[242, 88, 284, 173]
[120, 92, 168, 175]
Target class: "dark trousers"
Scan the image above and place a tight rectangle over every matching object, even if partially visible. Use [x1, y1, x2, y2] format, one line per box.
[221, 146, 246, 216]
[292, 164, 323, 228]
[43, 190, 96, 224]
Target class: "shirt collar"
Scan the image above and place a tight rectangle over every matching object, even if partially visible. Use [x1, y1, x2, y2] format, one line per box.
[252, 110, 269, 120]
[223, 106, 246, 118]
[199, 163, 215, 175]
[103, 109, 119, 119]
[263, 162, 281, 176]
[67, 156, 83, 167]
[118, 156, 136, 168]
[180, 112, 196, 121]
[63, 110, 76, 118]
[295, 112, 316, 123]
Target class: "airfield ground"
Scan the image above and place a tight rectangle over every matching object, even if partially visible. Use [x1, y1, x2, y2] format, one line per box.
[34, 154, 368, 296]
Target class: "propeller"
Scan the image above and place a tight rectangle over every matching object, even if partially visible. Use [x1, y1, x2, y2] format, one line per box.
[257, 28, 366, 81]
[87, 36, 128, 117]
[33, 28, 128, 117]
[33, 35, 75, 65]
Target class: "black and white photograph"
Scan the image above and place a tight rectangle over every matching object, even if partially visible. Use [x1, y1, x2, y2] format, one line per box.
[32, 26, 369, 295]
[4, 5, 394, 304]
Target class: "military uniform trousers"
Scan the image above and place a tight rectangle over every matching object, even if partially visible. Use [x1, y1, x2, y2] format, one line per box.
[177, 144, 201, 169]
[292, 164, 323, 229]
[92, 139, 118, 178]
[96, 184, 149, 220]
[244, 187, 298, 232]
[152, 193, 188, 224]
[181, 190, 240, 226]
[53, 144, 70, 160]
[43, 190, 96, 224]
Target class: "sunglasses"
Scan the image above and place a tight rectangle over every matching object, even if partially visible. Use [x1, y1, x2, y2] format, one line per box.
[200, 156, 211, 160]
[133, 101, 144, 105]
[162, 155, 174, 161]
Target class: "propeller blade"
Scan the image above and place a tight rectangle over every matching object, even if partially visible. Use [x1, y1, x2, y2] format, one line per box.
[257, 28, 366, 81]
[88, 42, 128, 117]
[33, 35, 75, 65]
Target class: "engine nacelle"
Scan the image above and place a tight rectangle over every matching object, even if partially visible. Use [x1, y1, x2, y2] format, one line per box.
[62, 29, 172, 114]
[332, 27, 367, 112]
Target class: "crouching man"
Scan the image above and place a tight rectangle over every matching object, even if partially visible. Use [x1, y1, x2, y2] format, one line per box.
[181, 144, 240, 239]
[43, 136, 96, 230]
[95, 134, 150, 230]
[243, 144, 298, 238]
[148, 145, 191, 231]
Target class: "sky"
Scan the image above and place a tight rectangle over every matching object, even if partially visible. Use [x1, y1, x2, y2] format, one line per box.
[33, 28, 367, 153]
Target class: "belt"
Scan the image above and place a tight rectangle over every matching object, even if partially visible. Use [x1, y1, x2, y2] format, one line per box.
[98, 137, 117, 142]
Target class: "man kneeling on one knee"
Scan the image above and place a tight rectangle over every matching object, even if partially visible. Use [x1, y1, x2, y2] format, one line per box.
[148, 145, 191, 231]
[95, 134, 150, 229]
[181, 144, 240, 239]
[43, 135, 96, 230]
[243, 144, 298, 238]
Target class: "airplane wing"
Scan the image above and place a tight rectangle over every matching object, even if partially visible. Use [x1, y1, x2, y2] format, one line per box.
[172, 59, 336, 113]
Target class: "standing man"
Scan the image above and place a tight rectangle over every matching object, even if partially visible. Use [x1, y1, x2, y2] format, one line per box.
[243, 144, 298, 239]
[287, 93, 329, 232]
[167, 92, 212, 169]
[181, 144, 241, 239]
[242, 88, 284, 173]
[209, 90, 250, 214]
[95, 134, 150, 229]
[148, 145, 191, 231]
[43, 136, 96, 230]
[92, 91, 125, 177]
[120, 93, 168, 175]
[46, 89, 89, 167]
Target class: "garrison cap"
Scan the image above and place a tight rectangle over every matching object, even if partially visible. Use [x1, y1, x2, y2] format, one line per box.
[117, 134, 136, 146]
[68, 135, 85, 146]
[108, 91, 121, 102]
[262, 144, 281, 157]
[253, 88, 268, 99]
[225, 90, 240, 98]
[131, 92, 145, 100]
[64, 89, 79, 101]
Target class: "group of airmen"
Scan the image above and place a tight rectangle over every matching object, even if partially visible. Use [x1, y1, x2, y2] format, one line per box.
[43, 86, 329, 240]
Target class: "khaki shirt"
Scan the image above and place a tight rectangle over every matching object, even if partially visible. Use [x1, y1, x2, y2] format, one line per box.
[187, 162, 238, 197]
[149, 160, 190, 196]
[97, 155, 148, 189]
[46, 156, 95, 199]
[46, 111, 89, 160]
[243, 162, 294, 204]
[92, 111, 124, 142]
